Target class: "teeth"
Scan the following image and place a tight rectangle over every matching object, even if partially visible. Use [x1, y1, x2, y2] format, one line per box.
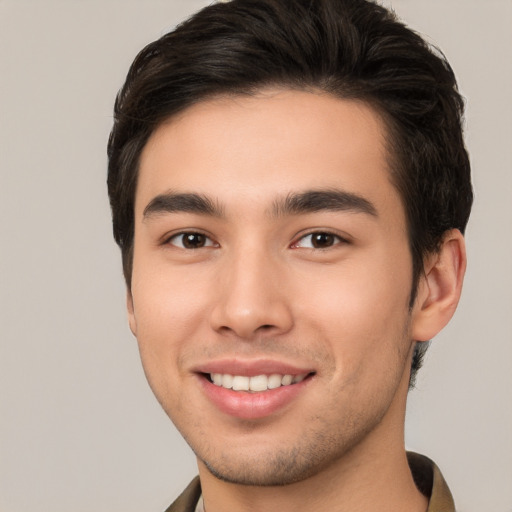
[210, 373, 307, 391]
[281, 374, 293, 386]
[268, 374, 282, 389]
[221, 374, 234, 389]
[249, 374, 268, 392]
[232, 376, 249, 391]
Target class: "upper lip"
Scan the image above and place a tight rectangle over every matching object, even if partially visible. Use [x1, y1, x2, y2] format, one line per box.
[193, 358, 315, 377]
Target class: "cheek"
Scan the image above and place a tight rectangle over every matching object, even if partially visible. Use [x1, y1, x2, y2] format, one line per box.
[293, 253, 412, 370]
[129, 263, 212, 387]
[132, 254, 211, 332]
[296, 255, 410, 326]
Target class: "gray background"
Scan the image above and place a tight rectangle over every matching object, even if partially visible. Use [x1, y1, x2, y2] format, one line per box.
[1, 1, 511, 511]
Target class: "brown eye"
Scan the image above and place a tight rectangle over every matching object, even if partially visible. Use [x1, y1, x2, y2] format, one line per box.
[182, 233, 206, 248]
[294, 232, 345, 249]
[168, 232, 215, 249]
[310, 233, 336, 248]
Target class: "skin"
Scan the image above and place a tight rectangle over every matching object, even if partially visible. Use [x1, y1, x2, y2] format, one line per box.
[128, 89, 466, 512]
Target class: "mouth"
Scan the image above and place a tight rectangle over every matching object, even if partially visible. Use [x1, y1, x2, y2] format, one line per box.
[205, 372, 312, 392]
[195, 360, 316, 419]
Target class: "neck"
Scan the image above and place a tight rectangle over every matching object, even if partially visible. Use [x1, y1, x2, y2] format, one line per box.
[197, 366, 427, 512]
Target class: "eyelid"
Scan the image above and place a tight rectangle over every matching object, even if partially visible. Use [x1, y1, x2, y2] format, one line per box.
[291, 229, 351, 249]
[163, 230, 219, 248]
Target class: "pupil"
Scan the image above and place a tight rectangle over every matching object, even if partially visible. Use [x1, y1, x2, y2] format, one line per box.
[183, 233, 205, 248]
[312, 233, 334, 248]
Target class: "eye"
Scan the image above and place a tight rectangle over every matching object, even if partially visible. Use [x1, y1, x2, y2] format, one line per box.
[293, 231, 346, 249]
[167, 232, 217, 249]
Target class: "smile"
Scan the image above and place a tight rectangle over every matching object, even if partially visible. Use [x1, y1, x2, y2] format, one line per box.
[210, 373, 308, 392]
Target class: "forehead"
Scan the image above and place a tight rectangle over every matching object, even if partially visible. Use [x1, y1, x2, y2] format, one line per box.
[136, 89, 399, 218]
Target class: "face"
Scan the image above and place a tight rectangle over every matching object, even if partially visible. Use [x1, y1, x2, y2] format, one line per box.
[129, 89, 420, 486]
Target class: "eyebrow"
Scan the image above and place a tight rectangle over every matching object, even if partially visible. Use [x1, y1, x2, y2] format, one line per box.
[271, 189, 378, 218]
[143, 192, 224, 219]
[142, 188, 377, 220]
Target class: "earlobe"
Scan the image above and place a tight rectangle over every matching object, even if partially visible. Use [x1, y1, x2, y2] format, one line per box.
[411, 229, 467, 342]
[126, 289, 137, 336]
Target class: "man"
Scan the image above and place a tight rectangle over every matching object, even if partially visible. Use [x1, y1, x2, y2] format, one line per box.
[107, 0, 472, 510]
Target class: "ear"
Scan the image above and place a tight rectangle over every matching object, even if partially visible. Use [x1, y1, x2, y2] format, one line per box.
[411, 229, 467, 342]
[126, 289, 137, 336]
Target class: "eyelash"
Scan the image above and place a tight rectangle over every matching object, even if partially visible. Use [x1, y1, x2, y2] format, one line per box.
[164, 230, 348, 250]
[165, 231, 218, 249]
[291, 231, 349, 249]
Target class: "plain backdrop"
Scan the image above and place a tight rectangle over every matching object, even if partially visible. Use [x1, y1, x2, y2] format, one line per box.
[1, 1, 511, 511]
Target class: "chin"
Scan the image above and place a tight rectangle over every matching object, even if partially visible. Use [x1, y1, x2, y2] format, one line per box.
[195, 426, 368, 487]
[201, 454, 322, 487]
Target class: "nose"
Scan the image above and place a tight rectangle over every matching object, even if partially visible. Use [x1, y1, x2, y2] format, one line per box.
[210, 247, 294, 340]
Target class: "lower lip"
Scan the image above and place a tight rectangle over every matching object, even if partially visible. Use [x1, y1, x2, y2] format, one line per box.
[199, 375, 311, 420]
